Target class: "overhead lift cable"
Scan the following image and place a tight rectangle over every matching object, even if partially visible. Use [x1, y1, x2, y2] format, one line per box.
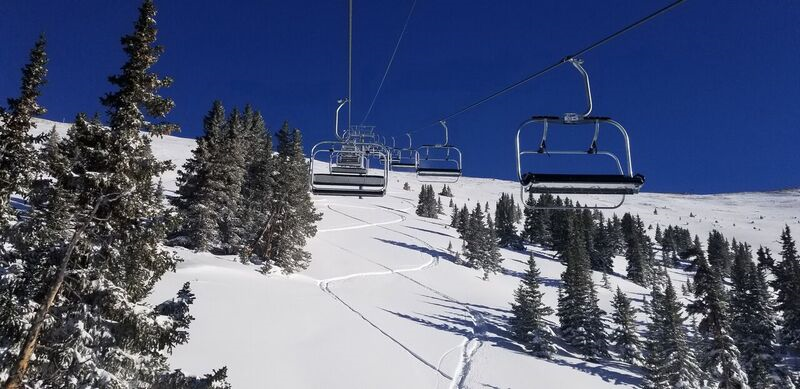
[408, 0, 688, 134]
[360, 0, 418, 125]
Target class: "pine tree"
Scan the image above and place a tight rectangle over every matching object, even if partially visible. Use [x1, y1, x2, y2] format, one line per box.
[449, 204, 459, 228]
[755, 246, 774, 273]
[173, 101, 227, 250]
[774, 226, 800, 353]
[494, 193, 519, 248]
[463, 203, 487, 269]
[481, 215, 503, 279]
[522, 192, 551, 247]
[687, 246, 749, 388]
[243, 122, 321, 273]
[610, 287, 643, 365]
[625, 232, 647, 285]
[456, 204, 470, 237]
[215, 109, 247, 254]
[707, 230, 732, 276]
[557, 220, 608, 360]
[642, 279, 703, 389]
[0, 34, 48, 226]
[415, 185, 437, 218]
[510, 253, 555, 358]
[2, 2, 224, 386]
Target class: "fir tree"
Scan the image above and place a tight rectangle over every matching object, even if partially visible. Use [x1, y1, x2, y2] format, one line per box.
[481, 215, 503, 279]
[0, 34, 48, 226]
[510, 253, 555, 358]
[642, 279, 703, 389]
[243, 122, 321, 273]
[522, 192, 552, 247]
[557, 220, 608, 360]
[463, 203, 487, 269]
[774, 226, 800, 353]
[2, 3, 224, 386]
[456, 204, 470, 237]
[610, 287, 643, 365]
[687, 247, 749, 388]
[494, 192, 519, 248]
[415, 185, 437, 218]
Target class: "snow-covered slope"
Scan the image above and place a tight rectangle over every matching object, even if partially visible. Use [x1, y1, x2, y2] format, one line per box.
[32, 118, 800, 388]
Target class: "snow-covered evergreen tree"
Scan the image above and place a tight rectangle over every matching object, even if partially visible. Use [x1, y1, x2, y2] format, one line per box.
[774, 226, 800, 353]
[610, 287, 643, 365]
[244, 122, 320, 273]
[415, 184, 437, 218]
[687, 246, 749, 388]
[481, 214, 503, 279]
[0, 34, 47, 227]
[494, 192, 519, 248]
[556, 220, 609, 360]
[643, 279, 703, 389]
[510, 253, 555, 358]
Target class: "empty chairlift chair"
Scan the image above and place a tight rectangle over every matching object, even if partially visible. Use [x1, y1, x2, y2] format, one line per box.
[416, 121, 462, 182]
[390, 133, 419, 171]
[515, 59, 644, 209]
[309, 98, 390, 197]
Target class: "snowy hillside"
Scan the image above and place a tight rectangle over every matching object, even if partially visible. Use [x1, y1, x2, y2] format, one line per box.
[32, 118, 800, 388]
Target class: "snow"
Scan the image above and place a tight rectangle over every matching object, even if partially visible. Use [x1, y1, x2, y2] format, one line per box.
[31, 118, 800, 388]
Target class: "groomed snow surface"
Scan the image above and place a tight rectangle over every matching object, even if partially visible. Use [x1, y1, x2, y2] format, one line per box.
[34, 119, 800, 388]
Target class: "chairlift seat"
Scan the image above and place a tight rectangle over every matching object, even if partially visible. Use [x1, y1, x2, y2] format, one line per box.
[311, 188, 385, 197]
[521, 173, 645, 195]
[312, 173, 385, 187]
[416, 167, 462, 177]
[330, 166, 368, 174]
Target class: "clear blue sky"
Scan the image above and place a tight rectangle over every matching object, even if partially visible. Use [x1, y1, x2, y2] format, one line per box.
[2, 1, 799, 194]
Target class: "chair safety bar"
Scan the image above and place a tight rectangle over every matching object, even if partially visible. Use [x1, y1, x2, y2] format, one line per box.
[515, 116, 644, 209]
[310, 140, 390, 197]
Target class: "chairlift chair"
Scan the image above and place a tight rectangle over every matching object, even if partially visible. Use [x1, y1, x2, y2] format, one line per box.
[390, 133, 419, 171]
[309, 99, 390, 197]
[416, 121, 463, 183]
[515, 59, 644, 209]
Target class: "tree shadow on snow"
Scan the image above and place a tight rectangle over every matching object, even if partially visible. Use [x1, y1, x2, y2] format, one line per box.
[402, 225, 456, 239]
[384, 294, 642, 387]
[374, 238, 459, 264]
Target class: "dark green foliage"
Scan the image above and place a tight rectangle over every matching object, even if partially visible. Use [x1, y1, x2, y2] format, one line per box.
[687, 244, 748, 388]
[458, 203, 503, 278]
[774, 226, 800, 352]
[556, 220, 608, 361]
[152, 367, 231, 389]
[510, 254, 555, 358]
[642, 279, 703, 389]
[494, 193, 520, 248]
[707, 230, 732, 276]
[439, 184, 453, 197]
[415, 184, 438, 218]
[610, 287, 643, 365]
[522, 192, 552, 247]
[245, 123, 321, 273]
[0, 35, 48, 226]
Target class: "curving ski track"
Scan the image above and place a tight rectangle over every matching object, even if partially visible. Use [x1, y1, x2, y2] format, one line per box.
[318, 200, 485, 388]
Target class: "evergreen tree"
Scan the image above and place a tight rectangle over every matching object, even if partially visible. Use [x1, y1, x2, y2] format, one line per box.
[215, 109, 247, 254]
[556, 220, 608, 360]
[415, 184, 437, 218]
[494, 192, 519, 248]
[481, 215, 503, 279]
[173, 101, 227, 250]
[510, 253, 555, 358]
[642, 279, 703, 389]
[449, 203, 459, 228]
[456, 204, 470, 237]
[625, 231, 648, 285]
[755, 246, 774, 273]
[0, 35, 48, 226]
[774, 226, 800, 353]
[610, 287, 643, 365]
[243, 122, 321, 273]
[522, 192, 552, 247]
[236, 108, 276, 263]
[463, 203, 487, 269]
[2, 2, 225, 386]
[707, 230, 732, 276]
[687, 247, 749, 388]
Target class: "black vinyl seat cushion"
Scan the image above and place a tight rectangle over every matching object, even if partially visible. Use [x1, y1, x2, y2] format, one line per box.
[416, 167, 462, 176]
[521, 173, 645, 195]
[312, 173, 385, 187]
[312, 188, 385, 197]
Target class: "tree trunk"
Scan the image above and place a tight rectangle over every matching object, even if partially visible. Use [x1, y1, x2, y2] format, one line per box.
[3, 198, 103, 389]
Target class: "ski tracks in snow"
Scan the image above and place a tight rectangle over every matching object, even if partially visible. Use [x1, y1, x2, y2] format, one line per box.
[320, 201, 486, 388]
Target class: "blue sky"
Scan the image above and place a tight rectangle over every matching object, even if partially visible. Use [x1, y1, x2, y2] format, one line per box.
[2, 1, 799, 194]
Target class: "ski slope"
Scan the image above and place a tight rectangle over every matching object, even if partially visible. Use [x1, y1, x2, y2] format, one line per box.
[32, 118, 800, 388]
